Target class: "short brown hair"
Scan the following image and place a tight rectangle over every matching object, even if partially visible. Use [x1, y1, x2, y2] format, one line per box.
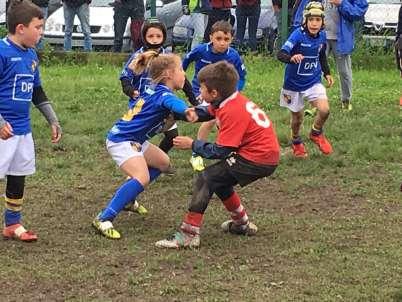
[7, 0, 44, 34]
[129, 51, 181, 84]
[198, 61, 239, 100]
[210, 20, 233, 36]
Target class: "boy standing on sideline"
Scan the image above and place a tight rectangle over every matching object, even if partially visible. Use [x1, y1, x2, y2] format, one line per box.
[277, 2, 334, 158]
[155, 61, 280, 249]
[183, 20, 246, 172]
[0, 0, 62, 241]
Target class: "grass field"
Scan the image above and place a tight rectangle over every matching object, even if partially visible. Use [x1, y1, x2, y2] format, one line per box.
[0, 54, 402, 301]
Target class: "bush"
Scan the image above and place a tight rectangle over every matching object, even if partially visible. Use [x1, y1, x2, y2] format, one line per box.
[0, 25, 7, 39]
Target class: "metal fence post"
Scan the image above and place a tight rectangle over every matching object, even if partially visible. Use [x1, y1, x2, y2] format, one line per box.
[280, 0, 288, 46]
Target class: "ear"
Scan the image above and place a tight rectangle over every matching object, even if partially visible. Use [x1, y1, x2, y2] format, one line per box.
[15, 24, 25, 34]
[211, 89, 219, 99]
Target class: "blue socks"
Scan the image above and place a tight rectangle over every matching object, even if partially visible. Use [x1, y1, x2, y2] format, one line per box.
[100, 178, 144, 221]
[148, 167, 161, 183]
[4, 209, 21, 226]
[99, 168, 161, 222]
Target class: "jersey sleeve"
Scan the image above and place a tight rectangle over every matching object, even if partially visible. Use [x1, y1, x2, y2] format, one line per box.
[161, 92, 188, 115]
[182, 45, 201, 71]
[33, 59, 41, 88]
[233, 52, 247, 90]
[216, 106, 249, 148]
[281, 29, 301, 54]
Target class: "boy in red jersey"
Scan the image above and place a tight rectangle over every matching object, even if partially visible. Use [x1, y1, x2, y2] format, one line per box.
[155, 61, 280, 249]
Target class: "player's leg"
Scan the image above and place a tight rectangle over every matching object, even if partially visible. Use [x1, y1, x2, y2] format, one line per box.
[93, 141, 150, 239]
[280, 89, 307, 158]
[2, 134, 37, 242]
[307, 84, 333, 155]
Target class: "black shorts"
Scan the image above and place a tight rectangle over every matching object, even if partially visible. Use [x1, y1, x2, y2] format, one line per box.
[205, 153, 277, 188]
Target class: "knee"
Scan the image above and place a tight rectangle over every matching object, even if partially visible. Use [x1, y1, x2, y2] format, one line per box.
[318, 108, 330, 119]
[159, 157, 171, 173]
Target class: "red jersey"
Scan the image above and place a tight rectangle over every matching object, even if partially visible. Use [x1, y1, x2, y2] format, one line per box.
[208, 92, 280, 165]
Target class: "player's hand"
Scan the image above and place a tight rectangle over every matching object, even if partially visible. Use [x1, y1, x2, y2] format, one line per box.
[290, 54, 304, 64]
[0, 122, 13, 140]
[132, 90, 139, 98]
[325, 75, 334, 88]
[173, 136, 193, 149]
[185, 108, 198, 122]
[51, 123, 62, 143]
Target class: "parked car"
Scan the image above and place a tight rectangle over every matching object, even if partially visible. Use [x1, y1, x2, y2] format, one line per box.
[172, 0, 278, 53]
[44, 0, 182, 51]
[363, 0, 401, 47]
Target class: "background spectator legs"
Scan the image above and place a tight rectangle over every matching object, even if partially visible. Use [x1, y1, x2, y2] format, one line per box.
[191, 12, 208, 49]
[236, 6, 260, 52]
[63, 3, 92, 51]
[203, 9, 231, 42]
[36, 6, 48, 50]
[113, 6, 130, 52]
[130, 18, 144, 51]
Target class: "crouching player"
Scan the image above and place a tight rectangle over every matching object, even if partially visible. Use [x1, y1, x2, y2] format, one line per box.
[0, 0, 62, 242]
[155, 61, 280, 248]
[277, 2, 334, 158]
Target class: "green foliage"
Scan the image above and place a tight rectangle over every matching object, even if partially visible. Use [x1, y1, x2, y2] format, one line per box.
[1, 59, 402, 301]
[0, 25, 7, 38]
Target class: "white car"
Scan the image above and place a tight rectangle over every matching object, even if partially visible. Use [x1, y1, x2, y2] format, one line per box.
[44, 0, 182, 51]
[363, 0, 401, 47]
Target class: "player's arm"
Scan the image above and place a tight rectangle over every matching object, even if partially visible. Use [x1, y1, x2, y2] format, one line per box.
[32, 86, 62, 143]
[234, 54, 247, 91]
[192, 140, 237, 159]
[277, 31, 302, 63]
[120, 53, 138, 98]
[319, 43, 330, 77]
[182, 77, 199, 106]
[182, 46, 200, 71]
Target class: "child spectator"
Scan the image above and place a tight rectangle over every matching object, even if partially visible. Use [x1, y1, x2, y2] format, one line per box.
[0, 0, 62, 241]
[277, 2, 334, 158]
[155, 61, 279, 249]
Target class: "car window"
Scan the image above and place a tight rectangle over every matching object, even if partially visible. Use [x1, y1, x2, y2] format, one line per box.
[162, 0, 177, 4]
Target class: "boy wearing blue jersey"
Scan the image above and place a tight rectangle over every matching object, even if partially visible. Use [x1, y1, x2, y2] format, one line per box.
[0, 0, 62, 242]
[92, 52, 196, 239]
[277, 2, 334, 158]
[182, 20, 247, 171]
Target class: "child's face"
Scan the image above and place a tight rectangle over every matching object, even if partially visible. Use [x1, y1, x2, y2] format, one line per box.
[169, 59, 186, 90]
[306, 16, 323, 35]
[19, 17, 44, 48]
[145, 27, 164, 47]
[199, 83, 218, 103]
[210, 31, 232, 53]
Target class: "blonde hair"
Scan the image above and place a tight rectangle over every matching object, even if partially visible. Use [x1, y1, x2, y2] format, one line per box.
[129, 51, 181, 84]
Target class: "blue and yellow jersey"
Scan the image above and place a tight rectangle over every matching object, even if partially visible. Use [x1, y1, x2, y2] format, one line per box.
[182, 42, 246, 96]
[107, 83, 188, 144]
[281, 28, 327, 92]
[0, 37, 41, 135]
